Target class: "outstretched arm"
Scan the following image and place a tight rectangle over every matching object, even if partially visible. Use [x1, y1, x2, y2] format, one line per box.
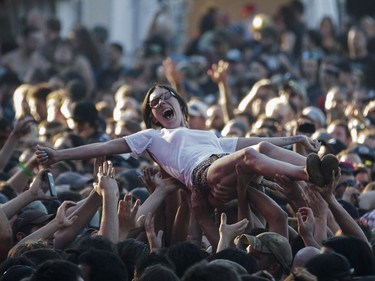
[36, 138, 131, 166]
[236, 135, 320, 152]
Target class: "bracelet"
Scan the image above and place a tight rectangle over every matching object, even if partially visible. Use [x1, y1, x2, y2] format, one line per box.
[18, 162, 33, 178]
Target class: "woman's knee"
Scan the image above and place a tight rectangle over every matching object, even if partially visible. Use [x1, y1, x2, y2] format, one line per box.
[243, 147, 261, 165]
[257, 141, 276, 154]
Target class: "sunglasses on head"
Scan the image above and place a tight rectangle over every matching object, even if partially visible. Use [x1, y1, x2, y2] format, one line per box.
[149, 91, 175, 108]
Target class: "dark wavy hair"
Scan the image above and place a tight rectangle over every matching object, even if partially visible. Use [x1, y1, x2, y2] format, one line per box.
[141, 84, 188, 129]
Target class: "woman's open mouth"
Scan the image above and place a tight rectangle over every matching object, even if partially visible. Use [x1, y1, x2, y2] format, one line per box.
[162, 108, 174, 119]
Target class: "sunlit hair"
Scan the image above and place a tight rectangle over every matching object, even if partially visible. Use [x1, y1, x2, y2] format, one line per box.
[142, 84, 188, 129]
[13, 84, 32, 119]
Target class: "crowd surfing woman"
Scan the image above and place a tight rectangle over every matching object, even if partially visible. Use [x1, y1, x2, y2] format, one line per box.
[36, 84, 334, 205]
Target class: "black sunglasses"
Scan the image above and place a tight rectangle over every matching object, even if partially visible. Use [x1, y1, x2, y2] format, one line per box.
[149, 91, 175, 108]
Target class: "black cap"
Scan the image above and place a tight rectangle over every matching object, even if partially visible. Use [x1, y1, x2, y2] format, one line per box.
[305, 252, 354, 280]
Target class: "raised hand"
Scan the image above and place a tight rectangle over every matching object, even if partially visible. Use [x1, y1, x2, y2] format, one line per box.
[217, 212, 248, 252]
[95, 160, 118, 198]
[296, 207, 319, 247]
[140, 167, 158, 193]
[144, 212, 163, 252]
[12, 115, 34, 138]
[207, 60, 229, 85]
[274, 174, 304, 201]
[163, 57, 184, 86]
[118, 193, 145, 241]
[28, 169, 56, 201]
[55, 201, 78, 228]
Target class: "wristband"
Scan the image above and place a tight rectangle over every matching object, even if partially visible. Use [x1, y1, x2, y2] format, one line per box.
[18, 162, 33, 178]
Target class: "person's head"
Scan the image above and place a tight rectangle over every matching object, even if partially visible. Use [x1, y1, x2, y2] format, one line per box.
[166, 241, 209, 278]
[221, 118, 248, 137]
[142, 84, 188, 129]
[43, 17, 61, 41]
[19, 26, 43, 54]
[78, 249, 128, 281]
[265, 97, 294, 128]
[12, 210, 54, 243]
[300, 50, 321, 79]
[22, 248, 63, 266]
[29, 260, 83, 281]
[117, 239, 149, 281]
[247, 58, 270, 83]
[114, 118, 142, 137]
[327, 120, 352, 147]
[279, 80, 308, 114]
[139, 265, 179, 281]
[54, 171, 93, 191]
[134, 252, 175, 281]
[238, 79, 277, 119]
[0, 256, 35, 276]
[207, 248, 258, 275]
[0, 264, 36, 281]
[71, 101, 99, 138]
[291, 246, 320, 271]
[12, 84, 32, 119]
[320, 16, 336, 37]
[27, 83, 53, 122]
[301, 106, 326, 130]
[107, 42, 124, 65]
[305, 252, 354, 281]
[181, 260, 241, 281]
[113, 96, 141, 122]
[46, 89, 68, 124]
[324, 86, 349, 123]
[321, 235, 375, 276]
[239, 232, 292, 279]
[54, 39, 76, 66]
[187, 99, 209, 130]
[65, 234, 117, 264]
[348, 26, 368, 58]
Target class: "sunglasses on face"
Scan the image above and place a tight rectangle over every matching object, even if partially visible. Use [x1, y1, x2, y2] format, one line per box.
[149, 91, 175, 108]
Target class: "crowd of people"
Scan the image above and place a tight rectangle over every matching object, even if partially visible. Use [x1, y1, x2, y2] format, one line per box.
[0, 1, 375, 280]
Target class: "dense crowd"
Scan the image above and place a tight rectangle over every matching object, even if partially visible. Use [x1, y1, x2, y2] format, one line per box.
[0, 1, 375, 281]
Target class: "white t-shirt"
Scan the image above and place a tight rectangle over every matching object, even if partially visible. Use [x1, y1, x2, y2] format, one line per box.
[124, 127, 238, 188]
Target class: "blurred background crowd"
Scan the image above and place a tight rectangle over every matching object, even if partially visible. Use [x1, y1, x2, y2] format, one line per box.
[0, 0, 375, 280]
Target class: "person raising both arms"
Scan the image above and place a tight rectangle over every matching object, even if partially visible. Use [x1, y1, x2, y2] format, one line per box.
[36, 84, 337, 206]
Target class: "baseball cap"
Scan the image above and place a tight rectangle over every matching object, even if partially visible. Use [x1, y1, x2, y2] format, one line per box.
[235, 232, 292, 272]
[55, 171, 93, 191]
[305, 252, 354, 280]
[188, 99, 208, 118]
[12, 210, 54, 234]
[302, 106, 326, 128]
[349, 144, 375, 167]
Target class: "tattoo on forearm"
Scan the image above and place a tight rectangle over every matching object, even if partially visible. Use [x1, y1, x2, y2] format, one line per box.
[284, 136, 300, 143]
